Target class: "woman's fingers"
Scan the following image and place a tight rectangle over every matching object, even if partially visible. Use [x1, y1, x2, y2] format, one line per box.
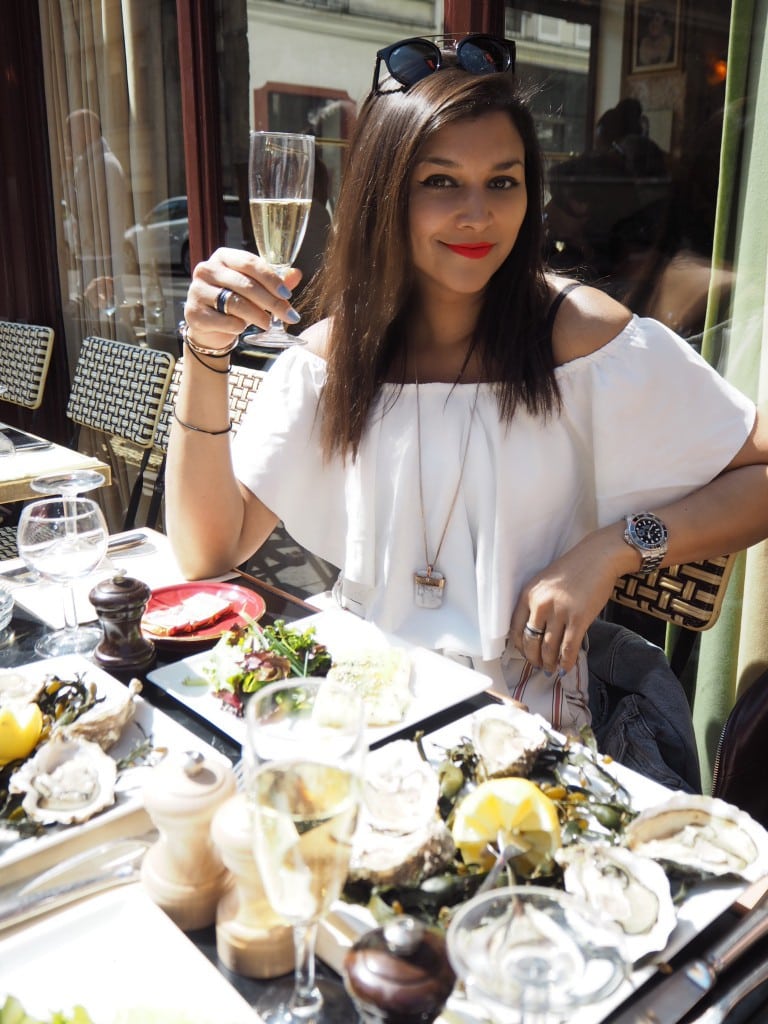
[185, 247, 303, 340]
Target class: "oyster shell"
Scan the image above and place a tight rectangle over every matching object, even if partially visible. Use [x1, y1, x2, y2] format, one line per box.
[348, 740, 455, 887]
[470, 704, 549, 779]
[557, 843, 677, 962]
[0, 669, 44, 707]
[59, 677, 142, 751]
[9, 731, 117, 825]
[623, 794, 768, 882]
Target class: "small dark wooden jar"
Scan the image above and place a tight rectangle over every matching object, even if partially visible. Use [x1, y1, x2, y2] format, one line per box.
[343, 916, 456, 1024]
[89, 572, 156, 676]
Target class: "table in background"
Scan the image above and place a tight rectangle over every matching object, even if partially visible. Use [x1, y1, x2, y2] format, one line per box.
[0, 441, 111, 503]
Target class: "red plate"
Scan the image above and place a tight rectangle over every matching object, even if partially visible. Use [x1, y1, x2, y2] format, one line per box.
[141, 581, 266, 646]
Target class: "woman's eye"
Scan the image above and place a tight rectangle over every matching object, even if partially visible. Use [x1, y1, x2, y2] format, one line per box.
[420, 174, 456, 188]
[489, 176, 520, 190]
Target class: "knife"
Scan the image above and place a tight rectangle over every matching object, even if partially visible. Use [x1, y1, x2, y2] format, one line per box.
[688, 956, 768, 1024]
[610, 881, 768, 1024]
[0, 531, 147, 583]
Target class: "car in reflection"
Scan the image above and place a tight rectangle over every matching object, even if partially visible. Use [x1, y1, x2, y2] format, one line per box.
[124, 195, 244, 276]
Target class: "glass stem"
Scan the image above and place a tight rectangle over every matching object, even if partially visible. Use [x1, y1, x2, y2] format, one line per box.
[62, 583, 79, 633]
[290, 921, 322, 1013]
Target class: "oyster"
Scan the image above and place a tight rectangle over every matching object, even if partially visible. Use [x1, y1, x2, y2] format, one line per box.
[623, 794, 768, 882]
[59, 677, 142, 751]
[348, 740, 455, 887]
[0, 669, 44, 707]
[9, 731, 117, 825]
[557, 843, 677, 962]
[470, 704, 549, 779]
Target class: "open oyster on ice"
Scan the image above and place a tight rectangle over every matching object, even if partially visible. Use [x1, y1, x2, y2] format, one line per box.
[59, 677, 142, 750]
[557, 843, 677, 962]
[470, 704, 549, 779]
[9, 731, 117, 825]
[624, 793, 768, 882]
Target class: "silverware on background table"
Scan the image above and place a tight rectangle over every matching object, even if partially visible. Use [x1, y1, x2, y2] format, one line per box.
[611, 878, 768, 1023]
[0, 531, 148, 585]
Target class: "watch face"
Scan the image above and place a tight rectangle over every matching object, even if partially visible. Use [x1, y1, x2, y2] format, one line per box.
[631, 514, 667, 547]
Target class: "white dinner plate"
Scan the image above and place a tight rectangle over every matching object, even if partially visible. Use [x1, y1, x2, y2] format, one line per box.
[0, 654, 229, 876]
[0, 884, 261, 1023]
[146, 609, 492, 749]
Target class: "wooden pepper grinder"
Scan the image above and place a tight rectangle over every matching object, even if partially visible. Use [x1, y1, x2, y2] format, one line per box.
[344, 916, 456, 1024]
[89, 571, 156, 677]
[210, 792, 295, 978]
[141, 750, 236, 931]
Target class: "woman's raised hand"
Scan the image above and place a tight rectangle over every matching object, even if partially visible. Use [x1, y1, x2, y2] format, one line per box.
[183, 247, 303, 353]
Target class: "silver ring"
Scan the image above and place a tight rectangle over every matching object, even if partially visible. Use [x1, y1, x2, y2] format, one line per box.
[215, 288, 234, 316]
[523, 623, 546, 640]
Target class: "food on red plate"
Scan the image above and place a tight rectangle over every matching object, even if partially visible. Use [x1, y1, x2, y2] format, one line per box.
[142, 592, 235, 637]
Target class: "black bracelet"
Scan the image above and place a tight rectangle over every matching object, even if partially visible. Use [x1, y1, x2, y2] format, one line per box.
[173, 407, 233, 435]
[178, 319, 239, 357]
[185, 340, 231, 375]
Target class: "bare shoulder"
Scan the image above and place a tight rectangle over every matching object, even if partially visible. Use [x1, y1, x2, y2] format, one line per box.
[299, 318, 330, 359]
[549, 281, 633, 366]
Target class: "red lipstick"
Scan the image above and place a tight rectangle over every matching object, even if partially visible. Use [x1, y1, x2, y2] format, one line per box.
[445, 242, 493, 259]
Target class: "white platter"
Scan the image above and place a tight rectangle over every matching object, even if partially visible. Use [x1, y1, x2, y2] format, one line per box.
[146, 609, 491, 749]
[0, 884, 261, 1023]
[0, 654, 228, 875]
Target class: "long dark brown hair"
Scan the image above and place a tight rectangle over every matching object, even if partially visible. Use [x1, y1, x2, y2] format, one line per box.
[304, 68, 557, 459]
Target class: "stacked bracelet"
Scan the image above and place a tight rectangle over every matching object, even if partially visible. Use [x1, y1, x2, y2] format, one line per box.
[185, 342, 231, 375]
[178, 319, 239, 357]
[173, 407, 233, 435]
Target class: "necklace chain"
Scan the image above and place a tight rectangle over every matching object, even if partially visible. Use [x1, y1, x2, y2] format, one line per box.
[415, 372, 481, 580]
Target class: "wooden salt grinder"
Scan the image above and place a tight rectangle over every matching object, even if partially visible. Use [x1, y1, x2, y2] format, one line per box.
[89, 572, 156, 677]
[141, 750, 236, 931]
[210, 792, 295, 978]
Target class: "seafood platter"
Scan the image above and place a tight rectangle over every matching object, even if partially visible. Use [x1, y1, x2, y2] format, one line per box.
[317, 702, 768, 1021]
[0, 654, 227, 877]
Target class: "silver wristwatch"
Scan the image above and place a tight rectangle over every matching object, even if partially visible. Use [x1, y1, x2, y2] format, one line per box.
[623, 512, 668, 576]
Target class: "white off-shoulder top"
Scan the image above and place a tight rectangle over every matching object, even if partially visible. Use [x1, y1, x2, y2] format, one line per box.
[231, 316, 755, 727]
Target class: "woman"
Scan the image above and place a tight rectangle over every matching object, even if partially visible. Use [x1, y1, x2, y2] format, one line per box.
[168, 37, 767, 740]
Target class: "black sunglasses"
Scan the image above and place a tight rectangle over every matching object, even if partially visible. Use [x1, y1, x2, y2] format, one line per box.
[373, 34, 517, 95]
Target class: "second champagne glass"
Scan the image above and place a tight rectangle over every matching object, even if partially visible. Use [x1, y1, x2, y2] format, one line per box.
[17, 496, 108, 657]
[245, 678, 366, 1024]
[249, 131, 315, 349]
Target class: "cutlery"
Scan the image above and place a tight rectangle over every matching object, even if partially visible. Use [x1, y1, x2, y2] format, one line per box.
[688, 956, 768, 1023]
[0, 531, 147, 583]
[0, 835, 154, 931]
[610, 879, 768, 1023]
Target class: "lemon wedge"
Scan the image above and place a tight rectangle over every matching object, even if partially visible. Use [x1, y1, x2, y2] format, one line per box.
[0, 702, 44, 767]
[451, 777, 561, 875]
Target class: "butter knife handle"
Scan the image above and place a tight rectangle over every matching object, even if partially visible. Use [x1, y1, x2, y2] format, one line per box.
[707, 906, 768, 975]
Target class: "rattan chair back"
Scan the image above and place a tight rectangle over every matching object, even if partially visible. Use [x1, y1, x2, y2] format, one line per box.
[0, 320, 55, 410]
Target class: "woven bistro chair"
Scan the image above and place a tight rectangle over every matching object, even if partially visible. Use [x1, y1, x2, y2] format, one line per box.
[0, 320, 55, 411]
[610, 553, 737, 679]
[65, 336, 175, 530]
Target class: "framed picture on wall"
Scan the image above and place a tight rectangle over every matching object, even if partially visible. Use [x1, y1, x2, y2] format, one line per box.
[631, 0, 682, 73]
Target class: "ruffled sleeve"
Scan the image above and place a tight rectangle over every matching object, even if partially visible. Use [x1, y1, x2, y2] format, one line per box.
[230, 347, 346, 567]
[557, 317, 756, 526]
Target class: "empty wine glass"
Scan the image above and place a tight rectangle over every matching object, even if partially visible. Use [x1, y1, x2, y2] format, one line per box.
[17, 496, 108, 657]
[249, 131, 315, 349]
[30, 470, 106, 497]
[245, 678, 366, 1024]
[447, 886, 628, 1024]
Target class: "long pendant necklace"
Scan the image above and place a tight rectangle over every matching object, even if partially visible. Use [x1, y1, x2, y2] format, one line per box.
[413, 374, 481, 609]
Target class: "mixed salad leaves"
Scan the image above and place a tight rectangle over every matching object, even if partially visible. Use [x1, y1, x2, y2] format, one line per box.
[199, 619, 331, 716]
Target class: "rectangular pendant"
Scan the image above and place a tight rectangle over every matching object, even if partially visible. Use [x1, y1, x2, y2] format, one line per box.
[414, 569, 445, 609]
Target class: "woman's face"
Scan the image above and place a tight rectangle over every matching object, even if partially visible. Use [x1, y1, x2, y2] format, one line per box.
[408, 111, 528, 301]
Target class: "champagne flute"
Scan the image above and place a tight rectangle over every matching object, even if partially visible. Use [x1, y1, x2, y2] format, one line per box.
[245, 678, 366, 1024]
[17, 496, 108, 657]
[249, 131, 315, 349]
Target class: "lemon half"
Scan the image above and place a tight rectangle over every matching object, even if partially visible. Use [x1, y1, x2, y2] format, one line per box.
[451, 777, 561, 875]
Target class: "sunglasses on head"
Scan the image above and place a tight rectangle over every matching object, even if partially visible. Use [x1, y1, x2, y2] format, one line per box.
[372, 34, 517, 95]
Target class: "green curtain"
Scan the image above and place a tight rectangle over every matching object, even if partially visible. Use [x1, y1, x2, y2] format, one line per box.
[693, 0, 768, 790]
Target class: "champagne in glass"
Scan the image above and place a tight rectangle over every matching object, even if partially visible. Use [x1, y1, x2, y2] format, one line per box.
[246, 679, 365, 1024]
[248, 131, 315, 349]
